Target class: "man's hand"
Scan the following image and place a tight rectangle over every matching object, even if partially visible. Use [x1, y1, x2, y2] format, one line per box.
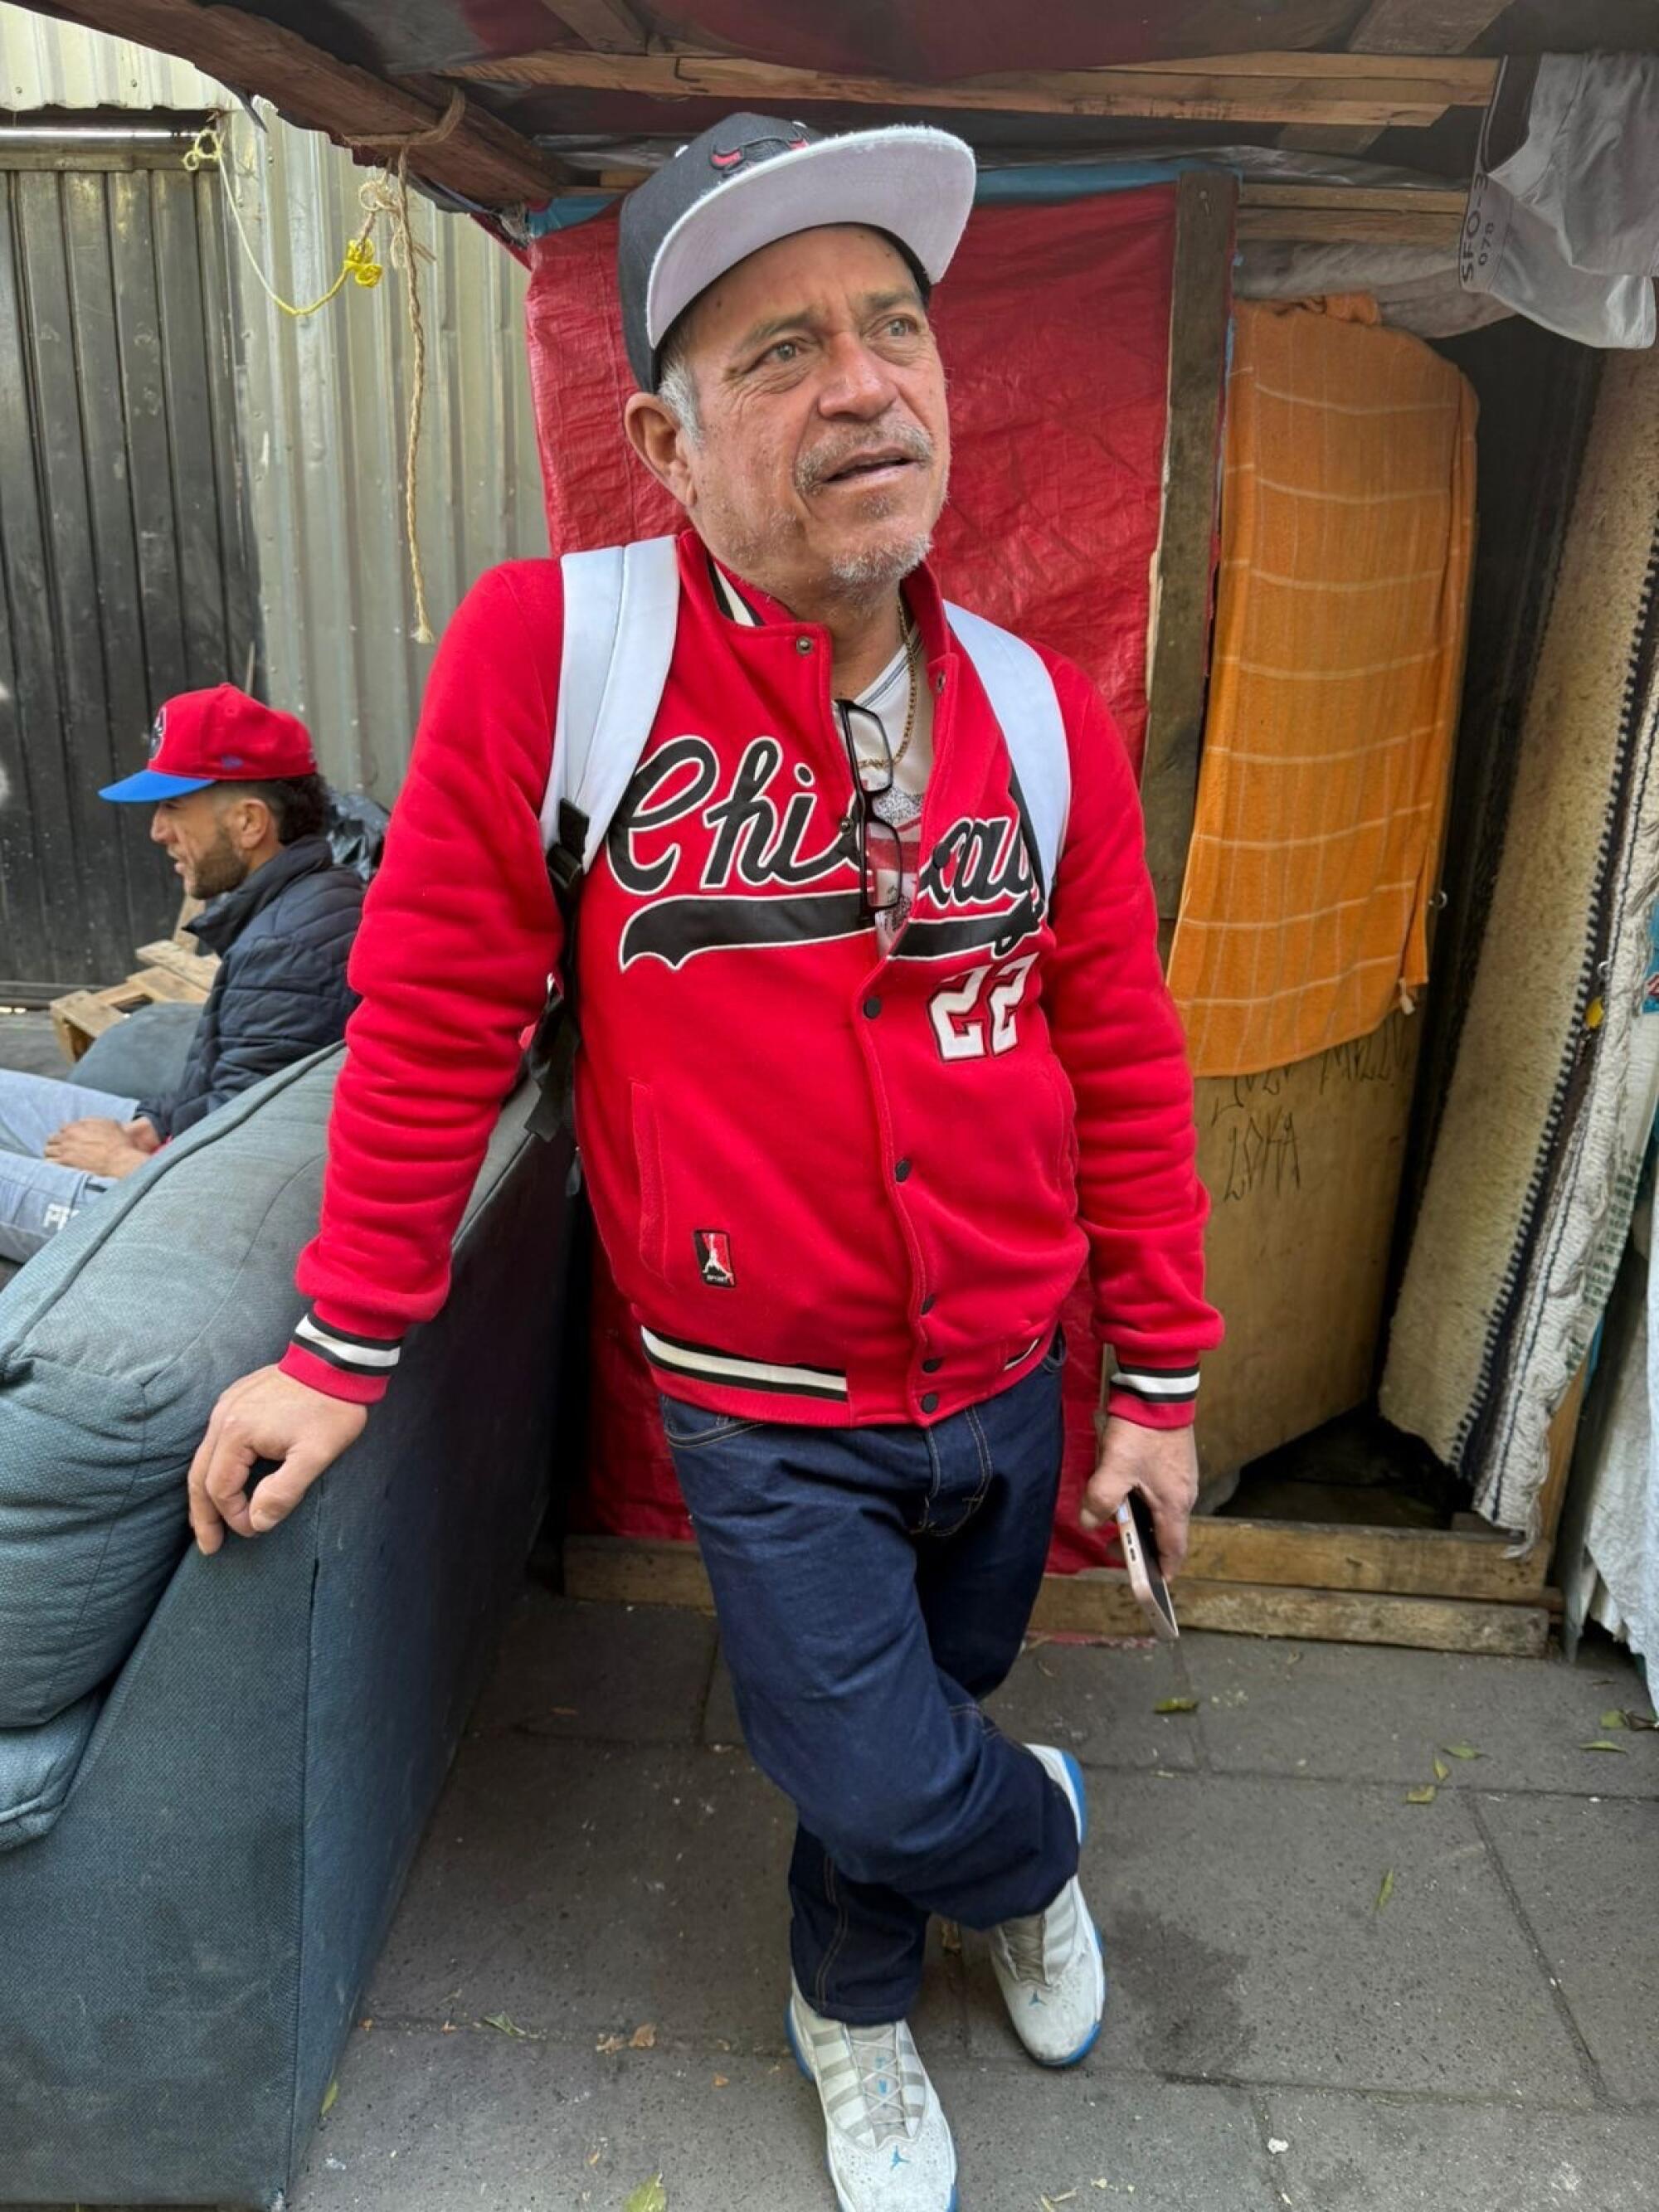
[43, 1116, 154, 1179]
[187, 1366, 368, 1554]
[1080, 1417, 1200, 1576]
[123, 1116, 163, 1155]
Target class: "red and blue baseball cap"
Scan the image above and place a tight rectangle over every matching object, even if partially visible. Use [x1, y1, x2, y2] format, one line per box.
[101, 684, 318, 803]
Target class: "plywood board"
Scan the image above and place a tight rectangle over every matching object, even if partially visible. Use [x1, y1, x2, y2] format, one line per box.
[1194, 1009, 1422, 1482]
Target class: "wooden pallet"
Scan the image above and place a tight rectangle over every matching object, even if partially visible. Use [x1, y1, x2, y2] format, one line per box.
[50, 912, 219, 1062]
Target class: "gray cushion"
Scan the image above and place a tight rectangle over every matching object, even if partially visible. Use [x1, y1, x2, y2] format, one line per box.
[0, 1692, 98, 1848]
[75, 1001, 202, 1102]
[0, 1044, 538, 1729]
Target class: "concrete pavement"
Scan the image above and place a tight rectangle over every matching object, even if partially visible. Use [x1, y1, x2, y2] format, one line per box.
[280, 1591, 1659, 2212]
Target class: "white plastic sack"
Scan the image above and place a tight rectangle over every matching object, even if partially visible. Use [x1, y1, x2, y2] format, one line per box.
[1461, 54, 1659, 350]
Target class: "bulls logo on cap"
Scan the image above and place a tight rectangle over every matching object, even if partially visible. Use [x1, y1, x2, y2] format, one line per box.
[708, 119, 809, 173]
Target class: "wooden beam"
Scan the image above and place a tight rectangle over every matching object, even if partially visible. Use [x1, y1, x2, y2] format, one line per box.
[1035, 1575, 1550, 1655]
[535, 0, 650, 54]
[562, 1537, 1554, 1655]
[444, 48, 1496, 128]
[1237, 203, 1462, 245]
[1238, 184, 1468, 211]
[1281, 0, 1505, 154]
[1237, 180, 1467, 246]
[1141, 169, 1234, 924]
[45, 0, 568, 207]
[1184, 1518, 1548, 1601]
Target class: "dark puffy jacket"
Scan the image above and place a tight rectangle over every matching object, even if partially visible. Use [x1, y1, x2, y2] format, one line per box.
[142, 836, 362, 1139]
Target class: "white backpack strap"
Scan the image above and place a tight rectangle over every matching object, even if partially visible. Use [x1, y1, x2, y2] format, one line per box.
[944, 600, 1071, 900]
[543, 534, 681, 868]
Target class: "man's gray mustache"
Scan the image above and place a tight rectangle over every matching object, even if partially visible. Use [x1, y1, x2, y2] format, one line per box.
[797, 425, 935, 496]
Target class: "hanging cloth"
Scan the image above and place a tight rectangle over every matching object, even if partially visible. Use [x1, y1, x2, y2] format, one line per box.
[1168, 295, 1477, 1079]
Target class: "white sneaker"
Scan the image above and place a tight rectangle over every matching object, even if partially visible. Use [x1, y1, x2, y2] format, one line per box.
[987, 1743, 1107, 2068]
[786, 1979, 959, 2212]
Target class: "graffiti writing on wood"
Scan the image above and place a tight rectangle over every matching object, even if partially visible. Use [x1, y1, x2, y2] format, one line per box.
[1214, 1107, 1301, 1203]
[1317, 1013, 1412, 1091]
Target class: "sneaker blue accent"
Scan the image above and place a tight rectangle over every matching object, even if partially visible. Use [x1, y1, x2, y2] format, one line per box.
[892, 2148, 908, 2168]
[1057, 1748, 1089, 1845]
[1044, 1914, 1107, 2070]
[786, 2001, 811, 2082]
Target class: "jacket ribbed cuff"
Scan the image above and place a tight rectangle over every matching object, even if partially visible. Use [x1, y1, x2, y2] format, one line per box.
[1104, 1356, 1200, 1432]
[280, 1304, 403, 1405]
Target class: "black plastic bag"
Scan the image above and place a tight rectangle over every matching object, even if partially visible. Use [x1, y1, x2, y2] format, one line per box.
[324, 788, 391, 882]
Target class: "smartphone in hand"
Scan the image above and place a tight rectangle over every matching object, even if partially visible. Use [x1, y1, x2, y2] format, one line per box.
[1116, 1490, 1180, 1641]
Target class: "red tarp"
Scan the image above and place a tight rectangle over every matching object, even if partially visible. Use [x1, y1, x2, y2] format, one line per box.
[523, 187, 1178, 1573]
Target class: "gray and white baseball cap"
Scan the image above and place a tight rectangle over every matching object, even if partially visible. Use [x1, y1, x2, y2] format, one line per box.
[617, 112, 978, 389]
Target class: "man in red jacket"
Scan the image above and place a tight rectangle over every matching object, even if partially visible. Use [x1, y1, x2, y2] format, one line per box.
[190, 114, 1219, 2212]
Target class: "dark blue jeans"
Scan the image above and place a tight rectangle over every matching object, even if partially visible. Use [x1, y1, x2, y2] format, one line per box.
[659, 1340, 1079, 2025]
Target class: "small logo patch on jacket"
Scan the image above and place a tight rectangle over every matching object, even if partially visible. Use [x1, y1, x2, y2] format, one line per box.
[695, 1229, 736, 1287]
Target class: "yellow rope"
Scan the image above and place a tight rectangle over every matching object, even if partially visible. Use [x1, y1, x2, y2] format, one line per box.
[189, 91, 469, 649]
[187, 123, 384, 317]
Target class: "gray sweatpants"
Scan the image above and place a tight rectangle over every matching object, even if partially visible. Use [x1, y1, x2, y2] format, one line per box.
[0, 1067, 140, 1265]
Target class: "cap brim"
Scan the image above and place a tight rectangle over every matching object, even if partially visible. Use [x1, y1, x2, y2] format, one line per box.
[646, 126, 978, 362]
[99, 770, 215, 803]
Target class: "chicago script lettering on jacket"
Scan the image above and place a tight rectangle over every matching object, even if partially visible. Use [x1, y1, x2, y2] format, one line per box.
[605, 734, 1046, 970]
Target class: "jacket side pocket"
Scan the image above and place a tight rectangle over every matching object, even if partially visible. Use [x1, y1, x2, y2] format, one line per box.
[632, 1081, 667, 1281]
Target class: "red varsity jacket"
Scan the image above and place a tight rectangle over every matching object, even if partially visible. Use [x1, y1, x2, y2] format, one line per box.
[279, 533, 1220, 1428]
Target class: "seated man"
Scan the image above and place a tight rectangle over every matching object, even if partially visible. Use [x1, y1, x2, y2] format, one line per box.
[0, 686, 363, 1264]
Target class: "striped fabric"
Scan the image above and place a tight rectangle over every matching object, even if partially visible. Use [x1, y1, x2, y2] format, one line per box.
[640, 1326, 849, 1402]
[290, 1309, 401, 1378]
[1167, 296, 1477, 1078]
[1109, 1359, 1200, 1407]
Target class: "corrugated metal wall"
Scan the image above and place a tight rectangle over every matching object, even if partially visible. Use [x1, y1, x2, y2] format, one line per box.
[0, 4, 548, 798]
[0, 142, 254, 982]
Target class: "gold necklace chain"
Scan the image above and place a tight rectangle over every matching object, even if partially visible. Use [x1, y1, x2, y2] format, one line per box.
[854, 615, 922, 778]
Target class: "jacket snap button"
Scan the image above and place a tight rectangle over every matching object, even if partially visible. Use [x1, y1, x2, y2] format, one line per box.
[920, 1391, 940, 1414]
[922, 1357, 942, 1374]
[894, 1158, 911, 1182]
[934, 671, 946, 694]
[864, 996, 882, 1018]
[795, 635, 814, 654]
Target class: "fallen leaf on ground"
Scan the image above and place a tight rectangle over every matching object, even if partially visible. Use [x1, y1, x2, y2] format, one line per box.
[596, 2034, 627, 2055]
[1433, 1757, 1449, 1782]
[623, 2177, 667, 2212]
[1154, 1697, 1199, 1714]
[320, 2078, 338, 2118]
[1374, 1869, 1395, 1913]
[480, 2012, 545, 2039]
[713, 2074, 729, 2088]
[1404, 1785, 1437, 1804]
[630, 2024, 657, 2049]
[1599, 1709, 1629, 1730]
[1440, 1744, 1481, 1761]
[941, 1920, 962, 1955]
[1580, 1740, 1627, 1753]
[1625, 1709, 1657, 1730]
